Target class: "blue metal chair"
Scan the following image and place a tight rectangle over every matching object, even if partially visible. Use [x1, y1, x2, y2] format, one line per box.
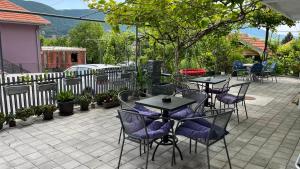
[232, 60, 247, 80]
[117, 90, 161, 144]
[169, 89, 207, 120]
[216, 82, 250, 123]
[117, 109, 175, 169]
[250, 63, 264, 83]
[175, 108, 234, 169]
[264, 62, 277, 83]
[209, 76, 231, 107]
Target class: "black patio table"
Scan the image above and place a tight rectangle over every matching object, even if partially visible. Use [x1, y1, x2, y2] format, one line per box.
[189, 77, 226, 106]
[135, 94, 196, 161]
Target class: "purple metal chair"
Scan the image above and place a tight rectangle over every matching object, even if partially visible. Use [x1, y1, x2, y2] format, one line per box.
[175, 108, 234, 169]
[117, 90, 161, 144]
[117, 109, 175, 169]
[169, 89, 207, 120]
[209, 76, 231, 107]
[216, 82, 250, 123]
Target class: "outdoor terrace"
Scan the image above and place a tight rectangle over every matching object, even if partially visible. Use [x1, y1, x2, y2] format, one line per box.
[0, 77, 299, 169]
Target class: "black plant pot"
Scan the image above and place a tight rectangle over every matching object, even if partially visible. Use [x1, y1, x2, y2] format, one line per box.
[103, 102, 120, 109]
[139, 89, 147, 97]
[43, 112, 53, 120]
[58, 101, 74, 116]
[80, 103, 89, 111]
[0, 123, 3, 130]
[9, 120, 16, 127]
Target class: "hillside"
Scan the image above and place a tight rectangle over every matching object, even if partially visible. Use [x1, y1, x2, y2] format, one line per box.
[10, 0, 109, 37]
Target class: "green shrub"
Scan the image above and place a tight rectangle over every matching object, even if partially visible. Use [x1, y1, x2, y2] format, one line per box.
[0, 113, 5, 125]
[16, 108, 34, 121]
[57, 91, 75, 102]
[77, 94, 92, 105]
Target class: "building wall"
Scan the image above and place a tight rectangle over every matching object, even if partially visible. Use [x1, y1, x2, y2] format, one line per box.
[0, 23, 41, 73]
[41, 50, 86, 71]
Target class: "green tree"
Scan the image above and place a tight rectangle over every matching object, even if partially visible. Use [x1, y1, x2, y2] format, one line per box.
[248, 7, 294, 60]
[281, 32, 294, 44]
[69, 22, 104, 63]
[85, 0, 262, 71]
[40, 36, 69, 46]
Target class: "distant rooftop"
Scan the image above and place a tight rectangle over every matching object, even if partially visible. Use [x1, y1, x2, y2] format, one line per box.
[42, 46, 86, 52]
[239, 34, 271, 55]
[0, 0, 50, 25]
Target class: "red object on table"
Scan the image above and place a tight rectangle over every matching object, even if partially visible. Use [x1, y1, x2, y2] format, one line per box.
[180, 68, 206, 76]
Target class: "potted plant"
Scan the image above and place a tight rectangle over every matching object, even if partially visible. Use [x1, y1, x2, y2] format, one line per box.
[6, 114, 16, 127]
[32, 105, 57, 120]
[103, 95, 120, 109]
[95, 93, 109, 105]
[119, 87, 130, 101]
[64, 71, 81, 86]
[57, 91, 75, 116]
[76, 94, 92, 111]
[15, 107, 35, 121]
[0, 113, 5, 130]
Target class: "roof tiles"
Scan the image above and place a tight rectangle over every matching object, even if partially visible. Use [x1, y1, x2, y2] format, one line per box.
[0, 0, 50, 25]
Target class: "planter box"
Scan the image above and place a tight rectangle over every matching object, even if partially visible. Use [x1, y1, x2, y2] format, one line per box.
[37, 81, 57, 91]
[103, 102, 120, 109]
[4, 85, 30, 95]
[96, 75, 108, 84]
[64, 78, 81, 86]
[121, 73, 131, 79]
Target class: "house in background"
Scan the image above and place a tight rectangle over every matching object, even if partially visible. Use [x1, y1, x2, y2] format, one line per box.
[239, 34, 272, 61]
[41, 46, 86, 72]
[0, 0, 50, 73]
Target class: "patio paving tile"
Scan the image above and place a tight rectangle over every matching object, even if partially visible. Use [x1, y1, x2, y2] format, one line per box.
[0, 77, 299, 169]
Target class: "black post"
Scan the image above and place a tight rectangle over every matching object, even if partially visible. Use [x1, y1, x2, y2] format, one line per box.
[263, 27, 270, 61]
[135, 26, 139, 90]
[0, 32, 4, 80]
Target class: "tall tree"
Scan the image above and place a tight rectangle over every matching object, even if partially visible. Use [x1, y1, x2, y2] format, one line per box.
[85, 0, 262, 71]
[248, 7, 294, 60]
[69, 22, 104, 63]
[281, 32, 294, 44]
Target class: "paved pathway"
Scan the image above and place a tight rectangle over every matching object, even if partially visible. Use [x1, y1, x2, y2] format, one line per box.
[0, 77, 299, 169]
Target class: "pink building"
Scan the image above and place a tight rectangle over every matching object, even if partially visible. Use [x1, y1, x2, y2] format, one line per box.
[0, 0, 50, 73]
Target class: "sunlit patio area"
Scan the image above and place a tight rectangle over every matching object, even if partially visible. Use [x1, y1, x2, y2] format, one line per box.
[0, 77, 299, 169]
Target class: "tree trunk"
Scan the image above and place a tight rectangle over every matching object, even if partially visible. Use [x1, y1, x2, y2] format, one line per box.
[174, 45, 180, 73]
[263, 27, 270, 61]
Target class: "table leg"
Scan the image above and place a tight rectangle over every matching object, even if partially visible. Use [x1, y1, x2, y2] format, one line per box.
[205, 83, 209, 106]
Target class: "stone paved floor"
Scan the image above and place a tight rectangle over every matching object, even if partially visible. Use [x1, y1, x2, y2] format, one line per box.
[0, 77, 299, 169]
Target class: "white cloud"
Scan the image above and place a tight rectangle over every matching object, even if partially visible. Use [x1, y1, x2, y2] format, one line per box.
[276, 22, 300, 36]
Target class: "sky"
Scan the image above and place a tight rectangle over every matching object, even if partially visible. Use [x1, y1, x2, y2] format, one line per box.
[28, 0, 89, 9]
[27, 0, 299, 35]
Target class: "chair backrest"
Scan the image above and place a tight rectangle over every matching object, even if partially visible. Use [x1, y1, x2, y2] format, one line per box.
[250, 63, 263, 73]
[118, 109, 148, 138]
[237, 82, 251, 99]
[174, 82, 190, 94]
[233, 60, 244, 70]
[182, 89, 207, 113]
[118, 90, 140, 110]
[213, 76, 231, 89]
[270, 62, 277, 72]
[262, 61, 268, 67]
[209, 108, 234, 139]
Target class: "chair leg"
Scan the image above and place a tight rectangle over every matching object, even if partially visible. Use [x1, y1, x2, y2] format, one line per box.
[139, 140, 142, 156]
[145, 141, 150, 169]
[172, 130, 176, 165]
[244, 100, 248, 119]
[189, 138, 192, 154]
[235, 103, 240, 123]
[195, 140, 198, 153]
[118, 128, 122, 144]
[206, 145, 210, 169]
[223, 138, 232, 169]
[117, 136, 125, 169]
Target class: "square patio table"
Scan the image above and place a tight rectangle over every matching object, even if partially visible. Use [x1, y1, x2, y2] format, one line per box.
[135, 95, 196, 161]
[189, 77, 226, 106]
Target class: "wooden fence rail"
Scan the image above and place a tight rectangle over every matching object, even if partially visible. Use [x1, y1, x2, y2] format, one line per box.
[0, 67, 135, 116]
